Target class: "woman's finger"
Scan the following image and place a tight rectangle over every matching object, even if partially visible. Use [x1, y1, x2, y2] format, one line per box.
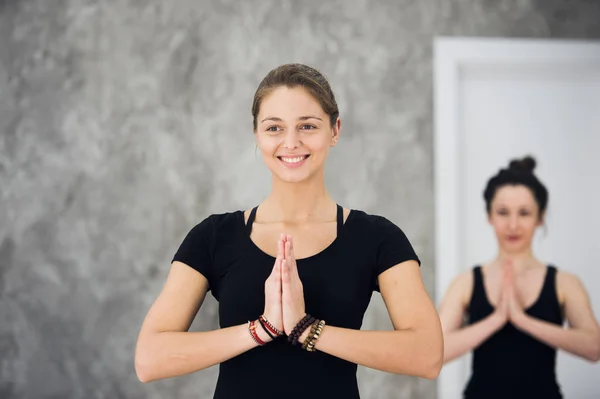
[288, 236, 301, 278]
[284, 240, 298, 278]
[281, 259, 289, 282]
[274, 256, 281, 275]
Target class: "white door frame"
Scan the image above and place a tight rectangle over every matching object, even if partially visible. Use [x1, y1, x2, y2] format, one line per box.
[433, 37, 600, 399]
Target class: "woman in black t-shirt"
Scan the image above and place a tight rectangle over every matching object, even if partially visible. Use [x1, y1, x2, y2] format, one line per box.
[134, 63, 443, 398]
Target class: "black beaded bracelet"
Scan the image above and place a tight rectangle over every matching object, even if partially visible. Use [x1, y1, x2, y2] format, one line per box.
[287, 314, 316, 345]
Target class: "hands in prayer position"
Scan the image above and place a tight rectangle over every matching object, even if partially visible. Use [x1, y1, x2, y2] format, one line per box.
[262, 234, 307, 341]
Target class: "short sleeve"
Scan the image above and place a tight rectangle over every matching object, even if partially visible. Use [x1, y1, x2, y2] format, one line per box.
[172, 215, 215, 290]
[375, 217, 420, 279]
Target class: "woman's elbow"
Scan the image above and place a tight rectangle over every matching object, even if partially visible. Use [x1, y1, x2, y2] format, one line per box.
[395, 349, 441, 379]
[135, 364, 152, 383]
[587, 340, 600, 363]
[135, 340, 158, 383]
[421, 346, 443, 380]
[421, 325, 444, 379]
[135, 353, 155, 383]
[398, 334, 443, 379]
[421, 367, 442, 380]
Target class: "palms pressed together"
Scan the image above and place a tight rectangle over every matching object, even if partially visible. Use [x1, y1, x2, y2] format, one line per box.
[495, 260, 527, 326]
[263, 234, 307, 336]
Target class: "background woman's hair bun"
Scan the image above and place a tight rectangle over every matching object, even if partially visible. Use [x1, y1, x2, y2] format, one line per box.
[484, 154, 547, 215]
[508, 155, 536, 174]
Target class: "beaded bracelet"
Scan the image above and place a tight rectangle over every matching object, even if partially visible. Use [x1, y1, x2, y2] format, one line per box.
[248, 320, 266, 346]
[258, 318, 277, 340]
[301, 321, 319, 350]
[305, 320, 326, 352]
[287, 314, 316, 345]
[259, 315, 283, 338]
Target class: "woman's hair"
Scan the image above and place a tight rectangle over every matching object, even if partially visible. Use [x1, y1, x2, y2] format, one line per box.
[251, 63, 339, 130]
[483, 155, 549, 218]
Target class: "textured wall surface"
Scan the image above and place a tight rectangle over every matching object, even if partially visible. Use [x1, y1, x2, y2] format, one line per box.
[1, 0, 599, 398]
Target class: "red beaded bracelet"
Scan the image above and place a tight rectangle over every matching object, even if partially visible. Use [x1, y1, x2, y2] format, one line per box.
[258, 318, 277, 340]
[259, 315, 283, 337]
[248, 320, 266, 346]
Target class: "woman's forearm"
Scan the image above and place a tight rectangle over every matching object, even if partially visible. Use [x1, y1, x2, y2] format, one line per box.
[135, 323, 265, 382]
[514, 313, 600, 362]
[303, 325, 443, 379]
[443, 313, 504, 364]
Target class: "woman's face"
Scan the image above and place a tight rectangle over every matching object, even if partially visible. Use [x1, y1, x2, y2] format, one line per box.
[488, 185, 543, 254]
[254, 86, 340, 184]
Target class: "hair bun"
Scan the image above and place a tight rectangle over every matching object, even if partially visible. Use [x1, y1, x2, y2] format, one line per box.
[508, 156, 536, 173]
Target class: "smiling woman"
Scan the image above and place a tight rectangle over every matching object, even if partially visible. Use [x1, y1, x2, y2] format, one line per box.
[255, 87, 336, 183]
[252, 66, 341, 184]
[134, 63, 443, 399]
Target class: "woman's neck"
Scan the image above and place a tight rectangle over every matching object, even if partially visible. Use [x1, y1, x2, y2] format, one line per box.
[260, 176, 335, 223]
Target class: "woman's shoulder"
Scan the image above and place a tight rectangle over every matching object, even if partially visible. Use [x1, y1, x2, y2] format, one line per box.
[549, 265, 579, 287]
[184, 209, 245, 236]
[440, 268, 476, 309]
[209, 209, 245, 224]
[449, 268, 476, 293]
[443, 265, 486, 302]
[554, 267, 587, 302]
[345, 210, 411, 247]
[348, 208, 405, 231]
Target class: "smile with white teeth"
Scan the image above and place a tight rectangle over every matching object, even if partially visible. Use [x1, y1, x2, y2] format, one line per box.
[280, 155, 307, 163]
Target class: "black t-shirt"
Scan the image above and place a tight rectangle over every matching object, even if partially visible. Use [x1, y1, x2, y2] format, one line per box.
[172, 206, 420, 399]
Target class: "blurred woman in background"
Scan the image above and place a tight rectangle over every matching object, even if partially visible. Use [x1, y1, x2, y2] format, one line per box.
[438, 156, 600, 399]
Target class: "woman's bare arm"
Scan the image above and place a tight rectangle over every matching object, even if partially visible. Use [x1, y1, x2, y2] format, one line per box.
[439, 271, 506, 364]
[134, 261, 268, 382]
[306, 261, 444, 379]
[512, 272, 600, 362]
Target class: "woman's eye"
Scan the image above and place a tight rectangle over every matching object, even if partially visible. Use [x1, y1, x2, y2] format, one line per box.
[266, 126, 281, 132]
[300, 124, 316, 130]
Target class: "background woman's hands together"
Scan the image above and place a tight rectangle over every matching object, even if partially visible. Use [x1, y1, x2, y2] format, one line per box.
[493, 260, 526, 328]
[503, 260, 525, 323]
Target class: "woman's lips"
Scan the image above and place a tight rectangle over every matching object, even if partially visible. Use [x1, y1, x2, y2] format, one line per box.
[277, 155, 309, 168]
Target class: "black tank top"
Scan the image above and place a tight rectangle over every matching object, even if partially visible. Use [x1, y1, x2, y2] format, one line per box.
[464, 265, 564, 399]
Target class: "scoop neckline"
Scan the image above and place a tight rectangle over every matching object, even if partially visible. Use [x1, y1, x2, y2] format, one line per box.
[239, 208, 355, 262]
[479, 265, 550, 313]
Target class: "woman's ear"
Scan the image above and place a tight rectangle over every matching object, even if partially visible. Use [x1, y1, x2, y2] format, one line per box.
[253, 129, 260, 157]
[537, 210, 545, 227]
[331, 117, 341, 146]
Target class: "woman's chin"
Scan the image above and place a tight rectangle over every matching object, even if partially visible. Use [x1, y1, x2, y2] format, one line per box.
[500, 241, 532, 254]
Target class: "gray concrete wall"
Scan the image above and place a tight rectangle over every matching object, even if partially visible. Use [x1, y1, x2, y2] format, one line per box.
[1, 0, 599, 398]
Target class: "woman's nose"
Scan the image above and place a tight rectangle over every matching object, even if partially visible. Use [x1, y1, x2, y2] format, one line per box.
[283, 131, 300, 149]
